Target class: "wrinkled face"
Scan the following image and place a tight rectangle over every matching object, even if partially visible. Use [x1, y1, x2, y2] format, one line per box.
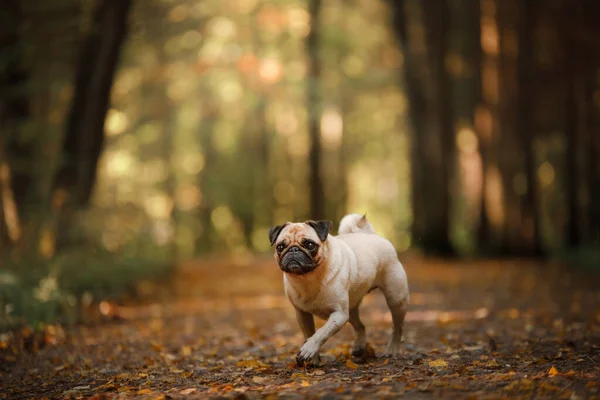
[268, 220, 333, 275]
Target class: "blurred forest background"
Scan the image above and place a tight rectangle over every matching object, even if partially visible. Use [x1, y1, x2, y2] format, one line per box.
[1, 0, 600, 329]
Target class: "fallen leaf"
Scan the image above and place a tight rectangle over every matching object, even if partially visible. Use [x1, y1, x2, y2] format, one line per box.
[301, 380, 310, 387]
[548, 366, 559, 376]
[486, 359, 500, 368]
[137, 388, 153, 395]
[179, 388, 197, 395]
[54, 364, 69, 371]
[346, 359, 359, 369]
[150, 342, 163, 352]
[181, 346, 192, 356]
[291, 372, 310, 380]
[417, 382, 432, 392]
[252, 376, 267, 384]
[428, 359, 448, 369]
[236, 359, 270, 369]
[312, 369, 326, 376]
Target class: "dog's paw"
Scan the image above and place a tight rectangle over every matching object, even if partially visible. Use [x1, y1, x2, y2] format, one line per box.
[351, 343, 366, 358]
[384, 341, 402, 358]
[296, 339, 321, 366]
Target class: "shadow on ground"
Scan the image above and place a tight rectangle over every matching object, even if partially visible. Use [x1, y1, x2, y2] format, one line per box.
[2, 255, 599, 399]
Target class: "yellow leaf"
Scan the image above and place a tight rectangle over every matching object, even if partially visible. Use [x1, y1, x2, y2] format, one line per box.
[179, 388, 196, 395]
[548, 366, 559, 377]
[486, 359, 500, 368]
[301, 380, 310, 387]
[181, 346, 192, 356]
[236, 359, 269, 368]
[346, 359, 359, 369]
[137, 388, 153, 395]
[428, 359, 448, 369]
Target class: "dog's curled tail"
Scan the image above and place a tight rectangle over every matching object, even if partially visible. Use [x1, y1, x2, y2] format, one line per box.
[338, 213, 376, 235]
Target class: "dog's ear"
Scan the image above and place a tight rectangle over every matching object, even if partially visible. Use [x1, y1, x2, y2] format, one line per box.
[306, 220, 333, 242]
[358, 213, 367, 229]
[268, 223, 288, 246]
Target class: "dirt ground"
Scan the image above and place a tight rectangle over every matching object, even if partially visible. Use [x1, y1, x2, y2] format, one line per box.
[1, 254, 600, 399]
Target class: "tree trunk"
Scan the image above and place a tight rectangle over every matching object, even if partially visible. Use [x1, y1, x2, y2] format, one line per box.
[389, 0, 454, 254]
[516, 0, 543, 255]
[582, 0, 600, 244]
[307, 0, 325, 220]
[196, 104, 217, 255]
[476, 0, 506, 253]
[52, 0, 132, 213]
[0, 0, 31, 223]
[564, 7, 581, 248]
[427, 0, 454, 254]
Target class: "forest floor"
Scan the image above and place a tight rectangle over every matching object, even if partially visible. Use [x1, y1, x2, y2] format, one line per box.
[1, 254, 600, 399]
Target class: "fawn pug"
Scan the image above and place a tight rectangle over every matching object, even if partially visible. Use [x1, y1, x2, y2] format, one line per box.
[268, 214, 409, 365]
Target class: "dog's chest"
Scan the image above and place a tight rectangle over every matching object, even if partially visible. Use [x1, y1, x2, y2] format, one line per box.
[284, 283, 335, 319]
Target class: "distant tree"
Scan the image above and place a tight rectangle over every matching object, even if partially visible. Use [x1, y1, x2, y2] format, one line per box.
[516, 0, 543, 255]
[51, 0, 132, 245]
[196, 104, 218, 255]
[388, 0, 455, 255]
[0, 0, 31, 233]
[307, 0, 325, 220]
[563, 0, 583, 248]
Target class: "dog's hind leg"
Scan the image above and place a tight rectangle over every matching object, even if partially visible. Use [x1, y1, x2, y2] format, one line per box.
[349, 305, 366, 357]
[379, 261, 409, 357]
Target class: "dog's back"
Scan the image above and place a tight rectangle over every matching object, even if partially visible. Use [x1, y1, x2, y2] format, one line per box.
[337, 232, 399, 267]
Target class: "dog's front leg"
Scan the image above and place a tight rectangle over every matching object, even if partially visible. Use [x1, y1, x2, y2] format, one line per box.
[294, 307, 321, 365]
[296, 309, 348, 365]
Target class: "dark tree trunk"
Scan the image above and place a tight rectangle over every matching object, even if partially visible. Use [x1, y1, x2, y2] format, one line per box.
[517, 0, 543, 255]
[307, 0, 325, 220]
[564, 6, 581, 248]
[388, 0, 454, 254]
[427, 0, 454, 255]
[1, 0, 31, 216]
[52, 0, 132, 210]
[581, 0, 600, 244]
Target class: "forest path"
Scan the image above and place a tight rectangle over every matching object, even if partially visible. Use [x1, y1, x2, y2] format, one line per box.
[2, 255, 600, 399]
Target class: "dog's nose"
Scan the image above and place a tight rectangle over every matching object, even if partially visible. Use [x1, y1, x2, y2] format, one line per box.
[289, 246, 299, 253]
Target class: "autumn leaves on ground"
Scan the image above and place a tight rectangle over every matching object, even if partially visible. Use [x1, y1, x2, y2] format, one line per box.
[1, 256, 599, 399]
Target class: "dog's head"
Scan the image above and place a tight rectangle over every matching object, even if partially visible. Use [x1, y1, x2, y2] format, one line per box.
[268, 220, 333, 275]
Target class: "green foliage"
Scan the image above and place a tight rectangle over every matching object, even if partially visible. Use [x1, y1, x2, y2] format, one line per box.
[0, 249, 171, 332]
[557, 246, 600, 271]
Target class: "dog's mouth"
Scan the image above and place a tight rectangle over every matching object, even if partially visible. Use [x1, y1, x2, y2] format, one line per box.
[279, 248, 317, 275]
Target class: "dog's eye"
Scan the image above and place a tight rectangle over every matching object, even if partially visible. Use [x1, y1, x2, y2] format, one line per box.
[276, 243, 285, 252]
[304, 241, 316, 251]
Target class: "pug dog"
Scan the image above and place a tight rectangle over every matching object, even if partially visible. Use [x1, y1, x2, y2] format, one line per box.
[268, 215, 409, 366]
